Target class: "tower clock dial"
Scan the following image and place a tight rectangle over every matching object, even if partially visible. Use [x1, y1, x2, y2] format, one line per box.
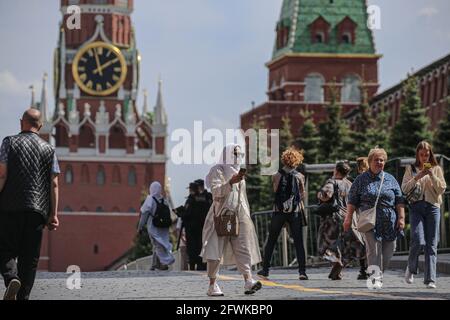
[72, 42, 127, 96]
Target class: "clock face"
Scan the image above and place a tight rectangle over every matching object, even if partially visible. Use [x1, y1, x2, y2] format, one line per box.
[72, 42, 127, 96]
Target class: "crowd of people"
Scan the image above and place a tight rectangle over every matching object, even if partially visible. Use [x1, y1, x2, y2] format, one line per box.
[0, 108, 447, 299]
[137, 142, 447, 296]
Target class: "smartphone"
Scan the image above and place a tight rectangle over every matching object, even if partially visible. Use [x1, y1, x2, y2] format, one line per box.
[238, 168, 247, 176]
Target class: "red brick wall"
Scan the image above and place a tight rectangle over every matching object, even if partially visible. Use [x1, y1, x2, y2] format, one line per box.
[47, 214, 138, 272]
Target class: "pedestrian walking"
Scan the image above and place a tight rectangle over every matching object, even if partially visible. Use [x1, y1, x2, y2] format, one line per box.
[138, 181, 175, 270]
[0, 109, 60, 300]
[344, 148, 405, 289]
[257, 147, 308, 281]
[200, 144, 262, 296]
[316, 162, 366, 280]
[402, 141, 447, 288]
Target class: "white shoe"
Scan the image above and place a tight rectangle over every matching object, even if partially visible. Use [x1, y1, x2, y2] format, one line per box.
[244, 279, 262, 295]
[404, 267, 414, 284]
[207, 283, 224, 297]
[369, 277, 383, 290]
[426, 282, 436, 289]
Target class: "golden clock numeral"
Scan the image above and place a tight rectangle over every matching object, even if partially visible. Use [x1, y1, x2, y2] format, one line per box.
[80, 57, 88, 63]
[114, 67, 121, 72]
[97, 47, 103, 55]
[79, 73, 87, 82]
[96, 83, 103, 92]
[78, 66, 85, 72]
[112, 75, 120, 82]
[88, 49, 94, 57]
[106, 82, 113, 89]
[106, 50, 112, 58]
[86, 81, 93, 89]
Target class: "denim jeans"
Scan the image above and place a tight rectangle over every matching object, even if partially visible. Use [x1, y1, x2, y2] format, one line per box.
[262, 212, 306, 274]
[407, 201, 441, 284]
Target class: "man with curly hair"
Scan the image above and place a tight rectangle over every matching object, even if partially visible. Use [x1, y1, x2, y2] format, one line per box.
[257, 147, 308, 281]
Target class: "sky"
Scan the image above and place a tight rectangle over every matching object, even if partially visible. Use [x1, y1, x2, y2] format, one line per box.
[0, 0, 449, 206]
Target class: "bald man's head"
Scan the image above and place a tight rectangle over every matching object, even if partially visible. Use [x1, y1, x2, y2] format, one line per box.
[21, 108, 42, 130]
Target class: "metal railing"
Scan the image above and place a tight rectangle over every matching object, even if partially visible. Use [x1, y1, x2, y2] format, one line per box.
[251, 205, 320, 268]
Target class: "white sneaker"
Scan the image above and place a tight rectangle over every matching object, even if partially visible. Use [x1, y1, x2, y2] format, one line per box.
[426, 282, 436, 289]
[244, 279, 262, 295]
[369, 277, 383, 290]
[404, 267, 414, 284]
[207, 283, 224, 297]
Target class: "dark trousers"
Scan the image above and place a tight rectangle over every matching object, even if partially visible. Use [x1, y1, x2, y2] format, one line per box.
[262, 212, 306, 273]
[186, 231, 206, 271]
[0, 211, 45, 300]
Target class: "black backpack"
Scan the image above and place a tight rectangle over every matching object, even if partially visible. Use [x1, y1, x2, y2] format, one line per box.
[152, 197, 172, 228]
[274, 169, 301, 213]
[315, 180, 340, 218]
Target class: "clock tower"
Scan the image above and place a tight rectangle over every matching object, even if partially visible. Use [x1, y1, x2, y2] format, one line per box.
[37, 0, 168, 272]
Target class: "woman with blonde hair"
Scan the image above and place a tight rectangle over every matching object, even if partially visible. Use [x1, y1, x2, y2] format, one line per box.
[402, 141, 447, 288]
[356, 157, 369, 174]
[344, 148, 405, 289]
[257, 147, 308, 281]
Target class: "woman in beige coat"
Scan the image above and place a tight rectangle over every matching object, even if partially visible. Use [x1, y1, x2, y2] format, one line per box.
[402, 141, 447, 288]
[200, 144, 262, 296]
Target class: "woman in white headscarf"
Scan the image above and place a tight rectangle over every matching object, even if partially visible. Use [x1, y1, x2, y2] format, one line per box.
[200, 144, 262, 296]
[138, 181, 175, 270]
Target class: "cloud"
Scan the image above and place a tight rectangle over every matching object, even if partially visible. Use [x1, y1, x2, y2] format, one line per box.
[418, 7, 438, 18]
[0, 70, 39, 97]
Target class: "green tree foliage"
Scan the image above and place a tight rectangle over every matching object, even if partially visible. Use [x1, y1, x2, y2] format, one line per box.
[390, 75, 432, 158]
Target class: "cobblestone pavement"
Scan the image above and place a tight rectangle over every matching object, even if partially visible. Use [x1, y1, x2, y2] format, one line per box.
[1, 268, 449, 300]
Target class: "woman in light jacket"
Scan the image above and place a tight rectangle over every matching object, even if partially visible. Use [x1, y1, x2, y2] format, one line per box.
[138, 181, 175, 270]
[402, 141, 447, 288]
[200, 144, 262, 297]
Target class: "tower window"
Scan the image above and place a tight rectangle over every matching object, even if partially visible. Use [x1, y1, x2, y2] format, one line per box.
[341, 33, 351, 44]
[315, 33, 324, 43]
[65, 166, 74, 185]
[309, 16, 330, 44]
[94, 245, 99, 255]
[96, 166, 106, 186]
[128, 167, 137, 186]
[304, 74, 325, 103]
[341, 75, 362, 103]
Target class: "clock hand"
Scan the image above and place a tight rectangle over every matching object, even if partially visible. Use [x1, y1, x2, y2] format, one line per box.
[93, 58, 120, 75]
[94, 49, 103, 76]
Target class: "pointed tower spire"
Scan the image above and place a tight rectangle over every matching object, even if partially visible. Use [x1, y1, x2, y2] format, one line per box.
[142, 89, 149, 116]
[29, 85, 36, 108]
[154, 78, 167, 125]
[40, 72, 49, 122]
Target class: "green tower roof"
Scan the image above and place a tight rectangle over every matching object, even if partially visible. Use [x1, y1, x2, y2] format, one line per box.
[273, 0, 376, 60]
